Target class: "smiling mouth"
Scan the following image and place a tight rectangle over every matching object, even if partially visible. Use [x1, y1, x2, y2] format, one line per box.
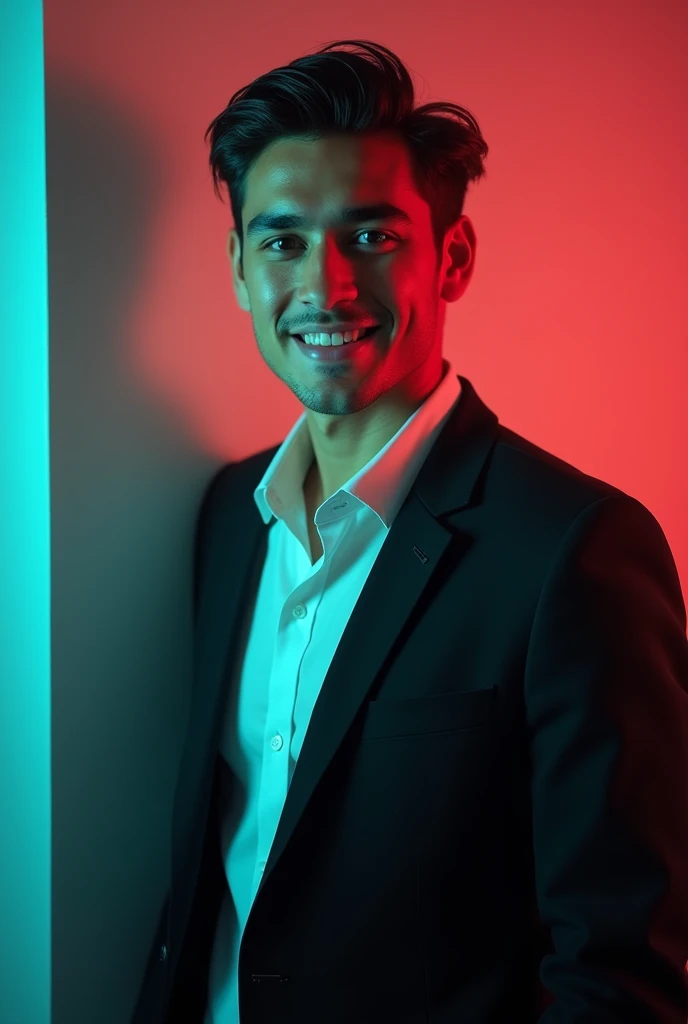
[292, 325, 379, 344]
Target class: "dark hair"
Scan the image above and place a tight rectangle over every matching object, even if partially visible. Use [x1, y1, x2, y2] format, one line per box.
[204, 39, 488, 271]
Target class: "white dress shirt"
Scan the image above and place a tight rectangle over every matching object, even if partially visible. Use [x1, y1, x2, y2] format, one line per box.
[205, 358, 462, 1022]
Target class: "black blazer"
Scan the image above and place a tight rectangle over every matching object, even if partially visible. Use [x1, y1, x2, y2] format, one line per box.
[132, 375, 688, 1023]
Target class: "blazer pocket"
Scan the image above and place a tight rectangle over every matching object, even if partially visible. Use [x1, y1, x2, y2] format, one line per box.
[361, 686, 498, 740]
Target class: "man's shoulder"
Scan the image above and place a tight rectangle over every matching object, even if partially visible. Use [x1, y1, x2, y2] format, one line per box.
[491, 423, 630, 509]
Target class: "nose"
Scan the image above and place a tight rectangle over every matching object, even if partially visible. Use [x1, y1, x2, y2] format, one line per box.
[294, 239, 358, 310]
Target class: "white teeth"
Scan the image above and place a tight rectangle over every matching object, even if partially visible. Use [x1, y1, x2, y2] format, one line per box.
[302, 329, 362, 346]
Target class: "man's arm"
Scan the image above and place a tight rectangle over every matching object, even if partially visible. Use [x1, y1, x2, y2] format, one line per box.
[526, 493, 688, 1022]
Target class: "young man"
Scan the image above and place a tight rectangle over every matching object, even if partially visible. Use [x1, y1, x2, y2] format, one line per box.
[132, 39, 688, 1024]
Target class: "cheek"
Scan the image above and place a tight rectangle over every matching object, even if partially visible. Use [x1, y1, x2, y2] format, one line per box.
[252, 269, 281, 298]
[384, 251, 428, 294]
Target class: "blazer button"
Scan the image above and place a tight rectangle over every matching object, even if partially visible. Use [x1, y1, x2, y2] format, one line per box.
[159, 944, 168, 962]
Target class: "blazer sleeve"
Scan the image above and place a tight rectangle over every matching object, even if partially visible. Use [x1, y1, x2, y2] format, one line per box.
[193, 463, 232, 623]
[525, 493, 688, 1022]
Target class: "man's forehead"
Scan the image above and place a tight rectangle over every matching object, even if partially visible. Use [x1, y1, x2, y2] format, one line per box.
[253, 133, 415, 187]
[244, 137, 425, 227]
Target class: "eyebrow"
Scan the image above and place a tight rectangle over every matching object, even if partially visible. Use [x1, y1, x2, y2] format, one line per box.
[245, 202, 413, 238]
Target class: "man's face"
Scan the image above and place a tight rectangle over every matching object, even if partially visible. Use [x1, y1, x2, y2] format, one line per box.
[227, 131, 475, 418]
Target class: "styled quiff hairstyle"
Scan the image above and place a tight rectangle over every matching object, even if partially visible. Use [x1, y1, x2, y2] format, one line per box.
[204, 39, 489, 271]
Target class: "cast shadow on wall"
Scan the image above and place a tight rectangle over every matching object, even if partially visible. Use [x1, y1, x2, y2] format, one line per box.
[46, 72, 214, 1024]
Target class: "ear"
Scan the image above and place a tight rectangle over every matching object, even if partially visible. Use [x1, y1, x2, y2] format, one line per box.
[439, 215, 476, 304]
[228, 229, 251, 312]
